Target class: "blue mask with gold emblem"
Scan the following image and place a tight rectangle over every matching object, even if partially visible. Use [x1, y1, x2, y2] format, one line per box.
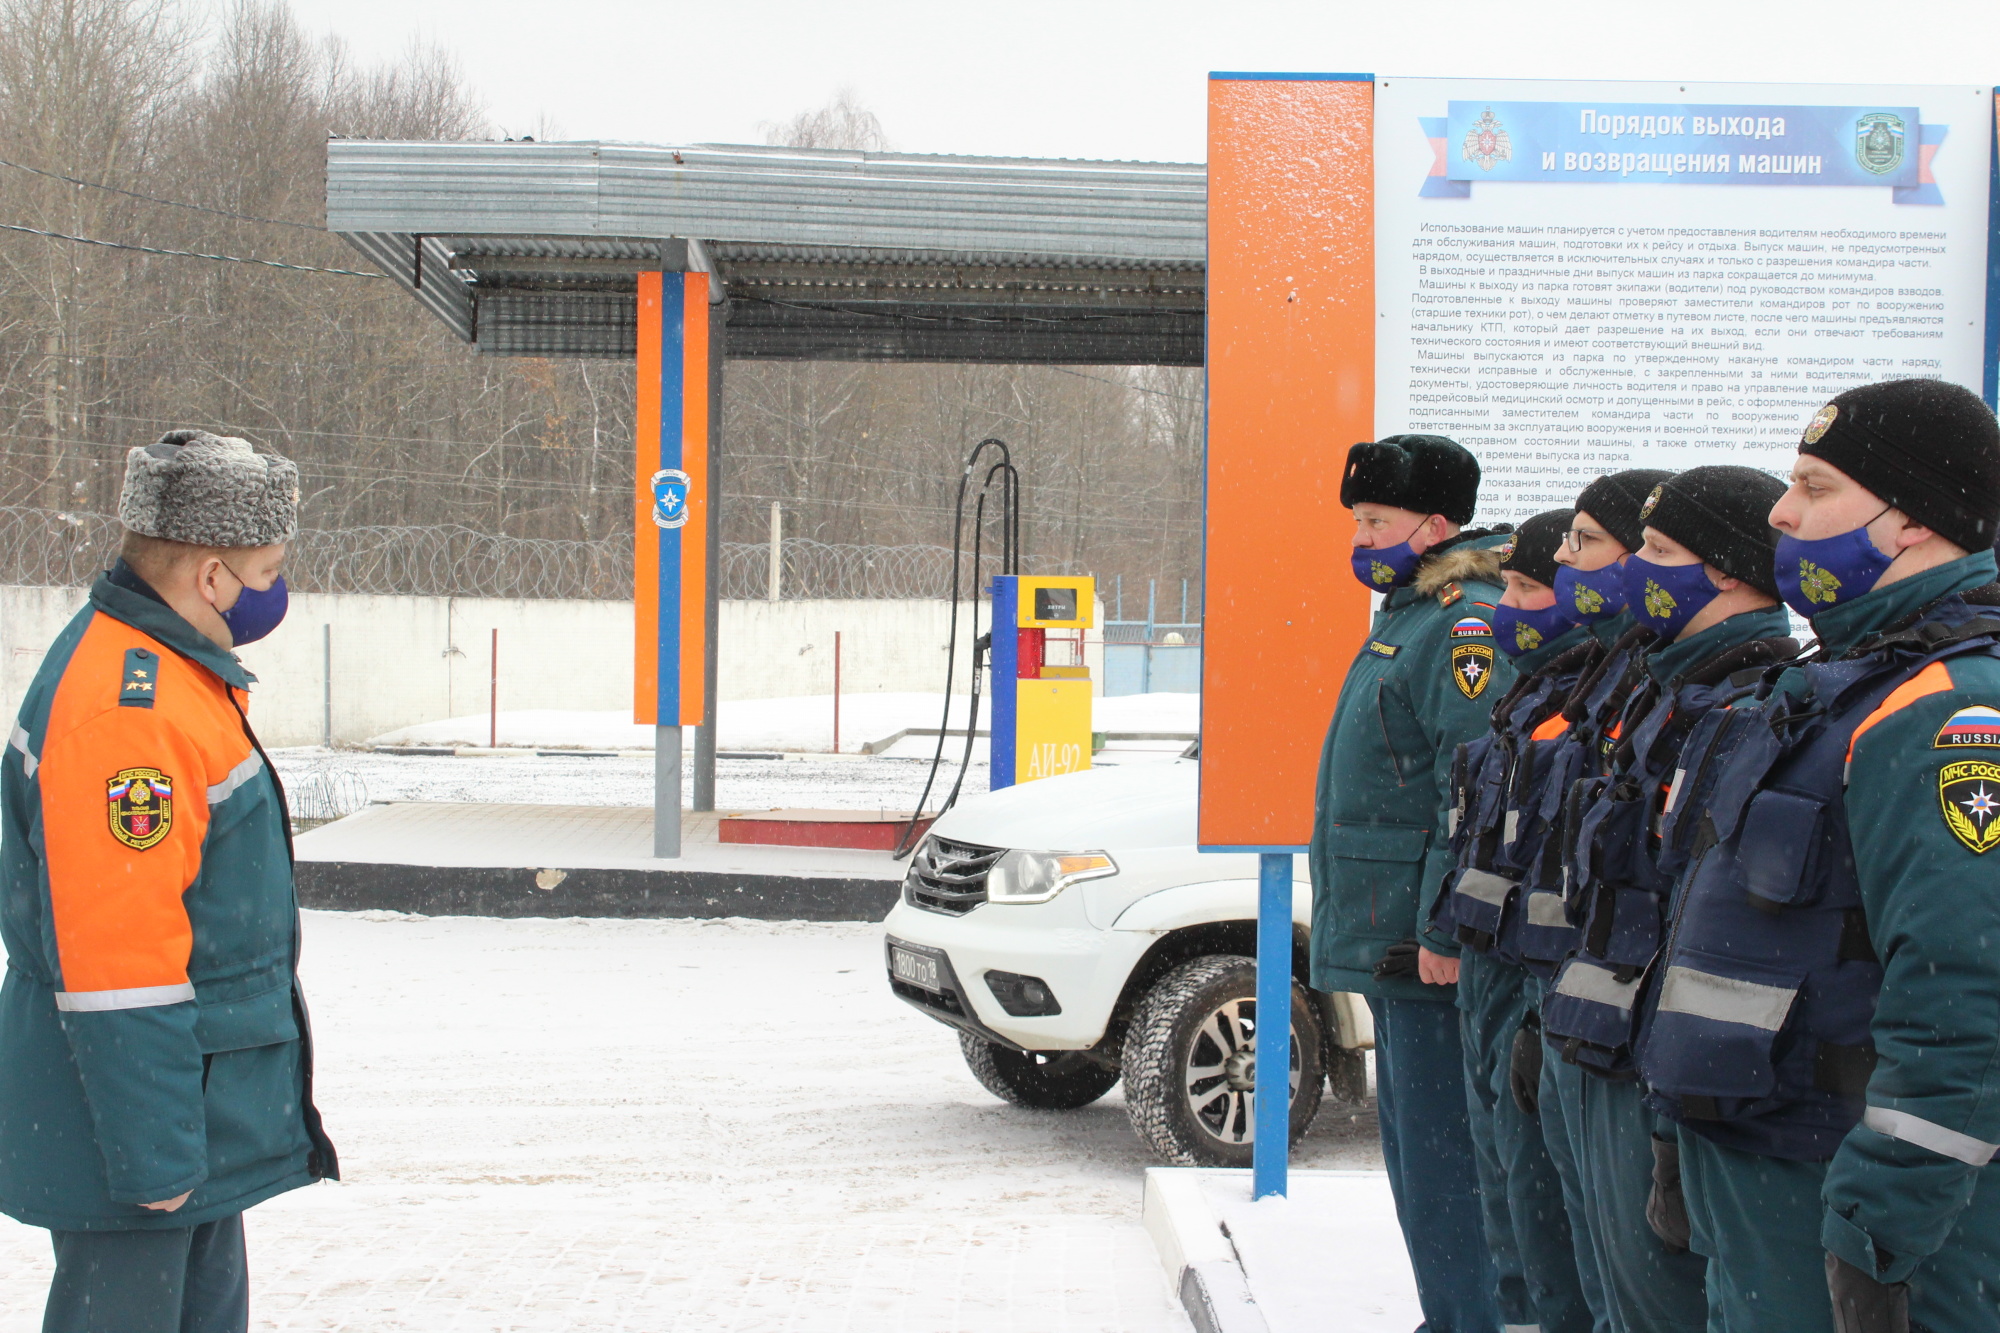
[1492, 601, 1576, 658]
[1553, 561, 1627, 625]
[1350, 541, 1424, 591]
[1773, 525, 1894, 620]
[1624, 554, 1720, 640]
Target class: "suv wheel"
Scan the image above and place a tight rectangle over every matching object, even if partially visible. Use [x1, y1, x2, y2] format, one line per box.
[1122, 954, 1325, 1166]
[958, 1031, 1121, 1109]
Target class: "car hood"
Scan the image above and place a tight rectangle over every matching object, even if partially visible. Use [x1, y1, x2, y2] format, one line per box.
[926, 759, 1196, 852]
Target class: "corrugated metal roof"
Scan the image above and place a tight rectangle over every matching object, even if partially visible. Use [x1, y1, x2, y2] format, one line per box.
[327, 139, 1209, 365]
[328, 140, 1206, 262]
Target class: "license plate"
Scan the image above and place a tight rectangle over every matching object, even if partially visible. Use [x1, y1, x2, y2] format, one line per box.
[890, 946, 944, 993]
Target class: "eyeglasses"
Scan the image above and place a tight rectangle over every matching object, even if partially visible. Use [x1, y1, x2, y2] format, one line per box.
[1564, 526, 1613, 552]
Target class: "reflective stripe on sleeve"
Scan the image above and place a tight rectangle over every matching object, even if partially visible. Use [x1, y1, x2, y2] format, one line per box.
[8, 724, 36, 779]
[1526, 890, 1569, 928]
[55, 982, 197, 1012]
[1554, 960, 1637, 1011]
[1863, 1107, 2000, 1166]
[1503, 810, 1520, 844]
[1657, 965, 1796, 1031]
[206, 752, 264, 805]
[1455, 868, 1517, 906]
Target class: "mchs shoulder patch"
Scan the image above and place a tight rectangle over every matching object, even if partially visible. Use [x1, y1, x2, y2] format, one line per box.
[107, 767, 174, 850]
[1935, 705, 2000, 748]
[1449, 617, 1493, 639]
[1451, 642, 1495, 699]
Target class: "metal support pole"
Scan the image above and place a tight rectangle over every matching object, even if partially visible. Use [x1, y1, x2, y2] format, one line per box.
[654, 725, 682, 857]
[833, 630, 842, 754]
[1142, 580, 1156, 694]
[489, 627, 499, 748]
[1254, 851, 1292, 1199]
[321, 623, 332, 749]
[692, 300, 725, 813]
[768, 501, 782, 602]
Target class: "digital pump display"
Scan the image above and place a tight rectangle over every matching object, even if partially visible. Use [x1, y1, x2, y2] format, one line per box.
[1034, 587, 1078, 622]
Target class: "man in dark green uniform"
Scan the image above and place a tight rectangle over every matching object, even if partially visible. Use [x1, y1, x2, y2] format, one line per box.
[1638, 379, 2000, 1333]
[1440, 508, 1599, 1333]
[1310, 433, 1514, 1332]
[1544, 465, 1795, 1333]
[1540, 468, 1672, 1333]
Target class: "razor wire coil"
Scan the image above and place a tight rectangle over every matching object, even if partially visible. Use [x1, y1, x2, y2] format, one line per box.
[0, 507, 1072, 601]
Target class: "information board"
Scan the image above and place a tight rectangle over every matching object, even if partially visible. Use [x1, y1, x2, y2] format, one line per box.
[1201, 74, 1998, 852]
[1374, 79, 1995, 524]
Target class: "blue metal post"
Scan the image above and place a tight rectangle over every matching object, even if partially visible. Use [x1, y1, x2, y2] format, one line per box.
[1115, 574, 1123, 621]
[1254, 851, 1292, 1198]
[988, 575, 1018, 789]
[1181, 578, 1189, 625]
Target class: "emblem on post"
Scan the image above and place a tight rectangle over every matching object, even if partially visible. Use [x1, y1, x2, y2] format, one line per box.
[650, 468, 691, 529]
[1854, 113, 1906, 176]
[107, 767, 174, 851]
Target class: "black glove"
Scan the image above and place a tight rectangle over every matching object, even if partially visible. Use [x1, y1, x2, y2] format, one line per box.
[1372, 939, 1421, 981]
[1509, 1014, 1543, 1116]
[1827, 1252, 1909, 1333]
[1645, 1133, 1691, 1255]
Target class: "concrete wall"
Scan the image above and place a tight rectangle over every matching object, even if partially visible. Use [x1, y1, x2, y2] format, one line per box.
[0, 588, 1105, 748]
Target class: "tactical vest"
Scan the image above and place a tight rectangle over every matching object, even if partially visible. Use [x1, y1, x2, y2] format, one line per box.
[1542, 632, 1798, 1078]
[1440, 637, 1605, 967]
[1637, 601, 2000, 1160]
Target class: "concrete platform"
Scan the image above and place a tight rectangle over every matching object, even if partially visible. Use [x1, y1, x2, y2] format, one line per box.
[295, 802, 908, 921]
[1142, 1168, 1419, 1333]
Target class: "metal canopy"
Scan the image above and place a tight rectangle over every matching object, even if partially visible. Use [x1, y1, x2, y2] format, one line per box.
[327, 141, 1208, 364]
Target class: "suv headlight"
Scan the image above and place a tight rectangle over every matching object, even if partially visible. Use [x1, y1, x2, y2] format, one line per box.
[984, 850, 1117, 904]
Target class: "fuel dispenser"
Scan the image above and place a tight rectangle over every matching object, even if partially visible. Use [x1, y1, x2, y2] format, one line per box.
[987, 575, 1095, 790]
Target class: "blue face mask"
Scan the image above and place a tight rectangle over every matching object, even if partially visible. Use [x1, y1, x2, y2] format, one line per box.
[1350, 541, 1425, 591]
[1624, 554, 1720, 640]
[1492, 601, 1576, 657]
[1553, 561, 1627, 625]
[1773, 524, 1894, 620]
[220, 572, 288, 646]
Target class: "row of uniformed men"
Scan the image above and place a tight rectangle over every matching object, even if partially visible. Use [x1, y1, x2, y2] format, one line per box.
[1308, 376, 2000, 1333]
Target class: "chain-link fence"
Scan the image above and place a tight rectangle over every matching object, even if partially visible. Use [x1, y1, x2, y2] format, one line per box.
[0, 507, 1074, 601]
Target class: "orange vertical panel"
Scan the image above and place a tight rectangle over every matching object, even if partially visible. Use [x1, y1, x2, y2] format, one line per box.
[632, 271, 663, 724]
[677, 273, 710, 726]
[1201, 77, 1376, 849]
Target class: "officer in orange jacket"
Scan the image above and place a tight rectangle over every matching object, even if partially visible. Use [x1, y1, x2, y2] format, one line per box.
[0, 430, 335, 1333]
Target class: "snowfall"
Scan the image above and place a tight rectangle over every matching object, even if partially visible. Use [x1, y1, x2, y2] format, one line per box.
[0, 695, 1425, 1332]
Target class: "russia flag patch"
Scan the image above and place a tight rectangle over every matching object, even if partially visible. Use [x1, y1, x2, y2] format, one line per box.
[1448, 617, 1492, 639]
[1934, 705, 2000, 749]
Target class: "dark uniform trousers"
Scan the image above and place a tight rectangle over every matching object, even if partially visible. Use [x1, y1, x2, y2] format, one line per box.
[1370, 995, 1504, 1333]
[44, 1214, 247, 1333]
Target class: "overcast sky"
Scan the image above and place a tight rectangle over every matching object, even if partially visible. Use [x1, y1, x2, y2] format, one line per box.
[282, 0, 1999, 162]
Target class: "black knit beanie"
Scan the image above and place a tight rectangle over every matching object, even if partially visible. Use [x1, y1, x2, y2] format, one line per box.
[1340, 434, 1480, 525]
[1500, 509, 1571, 588]
[1576, 468, 1674, 554]
[1639, 465, 1787, 598]
[1798, 378, 2000, 552]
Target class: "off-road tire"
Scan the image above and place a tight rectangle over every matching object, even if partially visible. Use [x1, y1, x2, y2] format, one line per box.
[1121, 954, 1325, 1166]
[958, 1031, 1121, 1109]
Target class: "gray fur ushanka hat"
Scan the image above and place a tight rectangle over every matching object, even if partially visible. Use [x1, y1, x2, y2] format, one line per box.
[119, 430, 299, 547]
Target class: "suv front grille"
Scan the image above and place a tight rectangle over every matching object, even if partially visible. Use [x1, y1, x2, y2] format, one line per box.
[904, 835, 1004, 915]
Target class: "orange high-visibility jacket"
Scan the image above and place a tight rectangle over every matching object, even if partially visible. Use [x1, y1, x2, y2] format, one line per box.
[0, 566, 335, 1230]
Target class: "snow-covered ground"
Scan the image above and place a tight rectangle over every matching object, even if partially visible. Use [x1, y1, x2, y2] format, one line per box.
[0, 913, 1384, 1331]
[369, 694, 1199, 755]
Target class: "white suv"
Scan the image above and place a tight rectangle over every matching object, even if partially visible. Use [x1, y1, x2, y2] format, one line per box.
[882, 751, 1371, 1165]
